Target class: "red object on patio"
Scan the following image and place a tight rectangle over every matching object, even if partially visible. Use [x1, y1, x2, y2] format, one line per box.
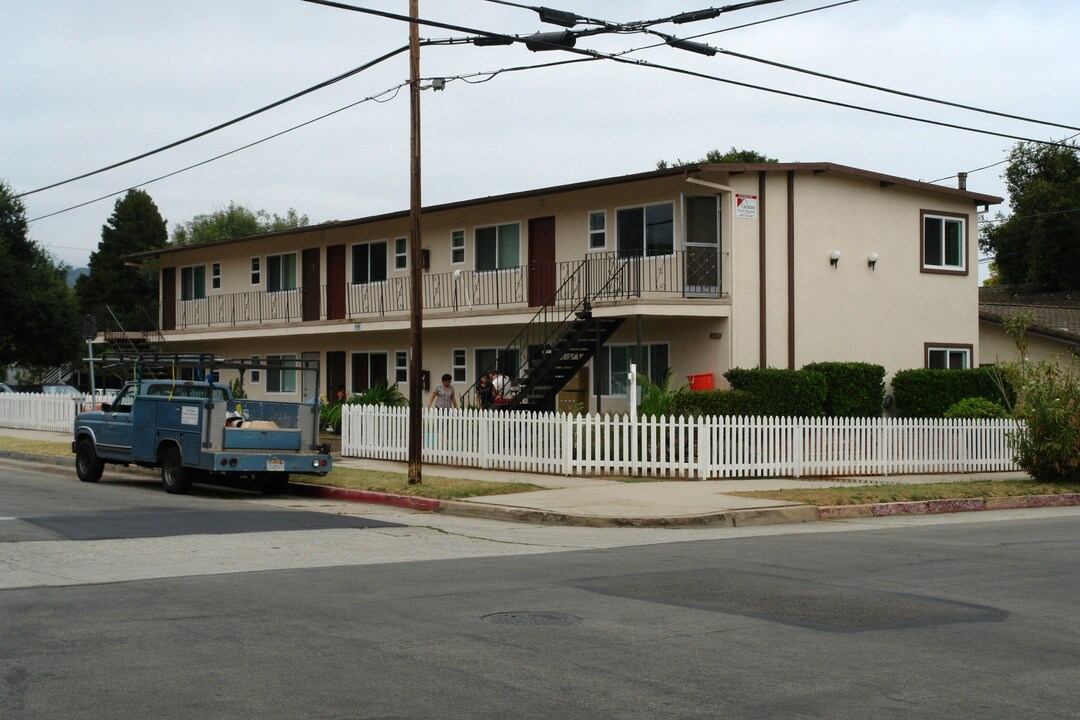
[687, 373, 714, 391]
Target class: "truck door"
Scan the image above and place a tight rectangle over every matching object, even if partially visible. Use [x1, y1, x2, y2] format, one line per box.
[97, 385, 136, 458]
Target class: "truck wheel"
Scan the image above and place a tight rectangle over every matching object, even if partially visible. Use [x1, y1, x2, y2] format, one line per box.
[259, 473, 291, 495]
[161, 447, 193, 495]
[75, 439, 104, 483]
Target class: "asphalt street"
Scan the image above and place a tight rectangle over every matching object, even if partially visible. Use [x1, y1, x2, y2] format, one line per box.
[2, 460, 1079, 719]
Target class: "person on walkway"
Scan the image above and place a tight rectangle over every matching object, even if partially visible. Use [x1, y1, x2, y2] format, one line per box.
[476, 373, 494, 410]
[428, 373, 458, 409]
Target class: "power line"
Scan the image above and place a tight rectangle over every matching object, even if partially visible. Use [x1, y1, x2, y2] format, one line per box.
[23, 81, 410, 227]
[305, 0, 1078, 150]
[15, 45, 411, 199]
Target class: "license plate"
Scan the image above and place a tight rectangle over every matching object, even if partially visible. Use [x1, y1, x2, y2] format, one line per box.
[266, 459, 285, 472]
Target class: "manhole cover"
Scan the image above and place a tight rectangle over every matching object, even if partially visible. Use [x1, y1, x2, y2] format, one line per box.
[481, 612, 581, 626]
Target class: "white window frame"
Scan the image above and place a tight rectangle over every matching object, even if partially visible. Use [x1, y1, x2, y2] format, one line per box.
[393, 237, 408, 271]
[588, 210, 607, 251]
[474, 222, 521, 272]
[180, 264, 206, 301]
[211, 262, 221, 290]
[250, 257, 261, 286]
[249, 355, 261, 385]
[921, 211, 967, 274]
[451, 229, 466, 265]
[926, 345, 971, 370]
[266, 353, 297, 394]
[452, 348, 467, 384]
[595, 342, 669, 397]
[266, 253, 297, 293]
[615, 201, 675, 258]
[395, 350, 408, 385]
[351, 240, 388, 285]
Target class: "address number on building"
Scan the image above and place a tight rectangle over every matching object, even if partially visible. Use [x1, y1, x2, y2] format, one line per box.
[353, 322, 362, 331]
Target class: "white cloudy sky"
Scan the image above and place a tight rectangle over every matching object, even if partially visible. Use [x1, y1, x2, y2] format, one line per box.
[4, 0, 1078, 274]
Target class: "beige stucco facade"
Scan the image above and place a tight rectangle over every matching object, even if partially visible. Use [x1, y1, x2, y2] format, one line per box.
[136, 163, 999, 412]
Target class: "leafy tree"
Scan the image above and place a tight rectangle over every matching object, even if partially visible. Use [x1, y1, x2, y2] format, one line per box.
[656, 146, 778, 170]
[75, 189, 167, 332]
[171, 202, 309, 245]
[980, 141, 1080, 289]
[0, 180, 83, 367]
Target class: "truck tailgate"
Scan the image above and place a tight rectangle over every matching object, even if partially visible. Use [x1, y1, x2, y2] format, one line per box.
[224, 427, 302, 451]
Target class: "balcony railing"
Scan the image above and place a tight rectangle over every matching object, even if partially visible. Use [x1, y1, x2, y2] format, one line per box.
[166, 251, 723, 330]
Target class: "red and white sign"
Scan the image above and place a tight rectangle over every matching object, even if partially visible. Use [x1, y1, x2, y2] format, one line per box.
[735, 194, 758, 219]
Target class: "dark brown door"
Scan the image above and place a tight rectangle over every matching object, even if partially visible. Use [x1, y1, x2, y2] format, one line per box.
[161, 267, 176, 330]
[302, 247, 320, 322]
[326, 244, 346, 320]
[327, 351, 346, 400]
[528, 216, 556, 307]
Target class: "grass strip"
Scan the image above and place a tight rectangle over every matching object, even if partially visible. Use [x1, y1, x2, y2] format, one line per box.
[0, 435, 538, 501]
[731, 480, 1080, 506]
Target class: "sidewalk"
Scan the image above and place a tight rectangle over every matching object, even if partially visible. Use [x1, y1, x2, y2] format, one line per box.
[3, 427, 1054, 529]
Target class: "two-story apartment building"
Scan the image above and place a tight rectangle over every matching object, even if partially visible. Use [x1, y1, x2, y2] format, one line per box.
[129, 162, 1001, 412]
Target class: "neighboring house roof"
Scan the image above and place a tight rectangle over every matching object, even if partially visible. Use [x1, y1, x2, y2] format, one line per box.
[979, 285, 1080, 345]
[128, 162, 1003, 261]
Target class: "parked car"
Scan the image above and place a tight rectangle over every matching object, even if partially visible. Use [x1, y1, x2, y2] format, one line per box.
[40, 384, 83, 397]
[0, 382, 12, 393]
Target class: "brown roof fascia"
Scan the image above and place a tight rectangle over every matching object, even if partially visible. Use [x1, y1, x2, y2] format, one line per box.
[127, 162, 1002, 261]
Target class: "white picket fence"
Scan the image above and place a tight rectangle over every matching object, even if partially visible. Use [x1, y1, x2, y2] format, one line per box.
[341, 405, 1021, 478]
[0, 393, 81, 432]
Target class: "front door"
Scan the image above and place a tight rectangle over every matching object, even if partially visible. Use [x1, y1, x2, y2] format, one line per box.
[161, 267, 176, 330]
[528, 216, 556, 307]
[683, 195, 721, 297]
[326, 245, 346, 320]
[302, 248, 320, 322]
[327, 351, 346, 400]
[302, 351, 320, 401]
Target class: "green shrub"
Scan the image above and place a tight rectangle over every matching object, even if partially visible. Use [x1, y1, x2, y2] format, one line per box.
[999, 358, 1080, 482]
[723, 367, 826, 417]
[345, 382, 407, 407]
[801, 361, 885, 417]
[891, 368, 1011, 418]
[320, 402, 343, 433]
[943, 397, 1010, 419]
[671, 389, 758, 417]
[636, 369, 687, 418]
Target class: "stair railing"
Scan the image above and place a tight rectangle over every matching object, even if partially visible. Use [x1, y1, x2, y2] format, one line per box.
[460, 253, 641, 407]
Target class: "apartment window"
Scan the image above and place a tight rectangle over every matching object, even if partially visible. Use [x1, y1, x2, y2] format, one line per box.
[452, 348, 467, 384]
[617, 202, 674, 258]
[926, 344, 971, 370]
[250, 257, 261, 286]
[211, 262, 221, 290]
[249, 355, 261, 384]
[475, 223, 520, 271]
[351, 352, 389, 392]
[451, 229, 465, 264]
[922, 211, 966, 273]
[266, 354, 296, 393]
[352, 241, 387, 284]
[267, 253, 297, 292]
[588, 210, 606, 250]
[180, 265, 206, 301]
[393, 237, 408, 271]
[475, 348, 519, 383]
[594, 343, 669, 396]
[395, 351, 408, 384]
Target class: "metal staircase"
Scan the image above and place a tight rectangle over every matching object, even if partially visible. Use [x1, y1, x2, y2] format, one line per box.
[480, 256, 635, 412]
[100, 306, 169, 377]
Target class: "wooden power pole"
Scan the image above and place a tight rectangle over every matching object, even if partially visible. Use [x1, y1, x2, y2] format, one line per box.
[407, 0, 423, 485]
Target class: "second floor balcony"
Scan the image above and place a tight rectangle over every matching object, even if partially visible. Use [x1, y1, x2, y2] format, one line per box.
[163, 250, 724, 332]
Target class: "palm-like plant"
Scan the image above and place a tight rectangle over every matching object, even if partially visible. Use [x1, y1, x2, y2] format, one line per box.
[636, 368, 687, 418]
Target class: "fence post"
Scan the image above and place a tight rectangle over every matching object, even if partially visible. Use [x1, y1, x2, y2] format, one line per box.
[792, 417, 804, 479]
[696, 414, 711, 480]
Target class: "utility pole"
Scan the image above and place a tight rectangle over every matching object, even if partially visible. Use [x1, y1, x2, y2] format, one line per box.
[407, 0, 423, 485]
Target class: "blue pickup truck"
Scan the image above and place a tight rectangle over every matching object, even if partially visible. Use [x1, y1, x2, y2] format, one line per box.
[72, 377, 332, 494]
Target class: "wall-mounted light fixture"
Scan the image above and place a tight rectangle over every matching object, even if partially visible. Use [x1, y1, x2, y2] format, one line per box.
[867, 252, 879, 271]
[830, 250, 842, 268]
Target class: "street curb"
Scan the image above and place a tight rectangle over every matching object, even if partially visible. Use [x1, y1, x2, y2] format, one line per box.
[288, 482, 443, 512]
[818, 493, 1080, 520]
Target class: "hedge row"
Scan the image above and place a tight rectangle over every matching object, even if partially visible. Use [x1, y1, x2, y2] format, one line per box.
[669, 363, 1008, 419]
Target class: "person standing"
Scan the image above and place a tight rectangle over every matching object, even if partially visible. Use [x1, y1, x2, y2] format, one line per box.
[491, 369, 510, 404]
[475, 373, 494, 410]
[428, 373, 458, 409]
